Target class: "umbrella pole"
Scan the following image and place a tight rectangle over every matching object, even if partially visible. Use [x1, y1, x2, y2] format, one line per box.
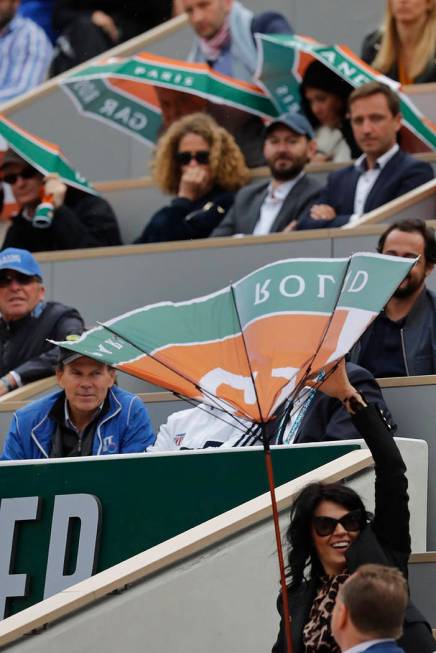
[262, 430, 293, 653]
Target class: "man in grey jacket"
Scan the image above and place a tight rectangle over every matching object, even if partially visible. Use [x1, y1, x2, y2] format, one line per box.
[350, 218, 436, 376]
[211, 112, 322, 237]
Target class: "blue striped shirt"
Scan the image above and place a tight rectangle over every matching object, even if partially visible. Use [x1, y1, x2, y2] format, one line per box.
[0, 15, 53, 103]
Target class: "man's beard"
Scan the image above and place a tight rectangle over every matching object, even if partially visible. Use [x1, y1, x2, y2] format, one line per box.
[268, 158, 305, 182]
[393, 274, 424, 299]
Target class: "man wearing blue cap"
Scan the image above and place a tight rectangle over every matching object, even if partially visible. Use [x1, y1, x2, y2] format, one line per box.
[0, 247, 84, 395]
[211, 112, 322, 236]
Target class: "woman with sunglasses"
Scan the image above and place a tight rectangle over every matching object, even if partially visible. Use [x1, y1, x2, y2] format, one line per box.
[134, 112, 249, 244]
[272, 359, 436, 653]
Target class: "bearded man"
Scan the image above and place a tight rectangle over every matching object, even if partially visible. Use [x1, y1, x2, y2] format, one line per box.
[350, 218, 436, 376]
[211, 112, 322, 236]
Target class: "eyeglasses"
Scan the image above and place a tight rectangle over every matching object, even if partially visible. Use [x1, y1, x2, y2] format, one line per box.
[0, 271, 38, 287]
[175, 150, 210, 166]
[312, 509, 365, 537]
[3, 166, 39, 185]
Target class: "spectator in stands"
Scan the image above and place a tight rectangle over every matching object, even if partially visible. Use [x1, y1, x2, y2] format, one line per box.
[0, 0, 53, 103]
[350, 219, 436, 377]
[0, 149, 122, 250]
[331, 564, 408, 653]
[51, 0, 172, 75]
[212, 112, 321, 237]
[181, 0, 293, 166]
[297, 82, 433, 230]
[361, 0, 436, 84]
[300, 60, 360, 163]
[0, 248, 84, 396]
[1, 346, 155, 459]
[272, 358, 436, 653]
[19, 0, 56, 43]
[134, 113, 249, 243]
[183, 0, 291, 81]
[151, 362, 391, 451]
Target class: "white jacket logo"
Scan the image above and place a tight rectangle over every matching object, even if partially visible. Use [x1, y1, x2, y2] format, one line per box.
[102, 435, 116, 453]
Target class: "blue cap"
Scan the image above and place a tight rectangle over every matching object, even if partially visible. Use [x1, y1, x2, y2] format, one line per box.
[265, 112, 315, 139]
[0, 248, 42, 279]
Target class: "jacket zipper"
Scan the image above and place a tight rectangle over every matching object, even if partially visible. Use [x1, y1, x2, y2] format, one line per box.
[400, 328, 410, 376]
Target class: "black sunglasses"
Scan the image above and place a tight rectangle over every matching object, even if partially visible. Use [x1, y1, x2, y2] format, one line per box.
[175, 150, 210, 165]
[312, 509, 365, 537]
[0, 271, 38, 287]
[3, 166, 39, 185]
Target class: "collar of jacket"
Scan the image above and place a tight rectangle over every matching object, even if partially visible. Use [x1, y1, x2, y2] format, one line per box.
[30, 387, 122, 458]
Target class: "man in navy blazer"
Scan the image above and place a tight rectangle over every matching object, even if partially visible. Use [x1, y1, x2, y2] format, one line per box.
[332, 564, 407, 653]
[297, 82, 433, 230]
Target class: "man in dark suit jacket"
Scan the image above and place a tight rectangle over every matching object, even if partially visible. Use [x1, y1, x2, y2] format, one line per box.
[297, 81, 433, 230]
[212, 112, 322, 237]
[332, 564, 408, 653]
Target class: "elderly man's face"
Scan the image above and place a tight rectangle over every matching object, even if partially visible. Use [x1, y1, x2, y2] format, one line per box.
[0, 269, 44, 321]
[182, 0, 232, 39]
[2, 163, 43, 210]
[56, 357, 115, 420]
[0, 0, 18, 29]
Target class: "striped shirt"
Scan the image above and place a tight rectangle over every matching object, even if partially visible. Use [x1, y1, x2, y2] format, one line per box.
[0, 15, 53, 103]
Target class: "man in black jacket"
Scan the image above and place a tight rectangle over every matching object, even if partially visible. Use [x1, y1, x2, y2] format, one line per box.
[0, 247, 84, 396]
[350, 219, 436, 377]
[51, 0, 172, 75]
[1, 149, 121, 251]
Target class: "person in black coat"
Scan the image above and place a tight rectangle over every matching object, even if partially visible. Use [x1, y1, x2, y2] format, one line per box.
[51, 0, 172, 74]
[1, 149, 121, 251]
[297, 82, 433, 230]
[272, 359, 436, 653]
[134, 113, 249, 244]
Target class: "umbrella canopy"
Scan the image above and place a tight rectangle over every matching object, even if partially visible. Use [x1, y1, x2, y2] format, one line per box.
[61, 52, 278, 146]
[54, 253, 414, 423]
[0, 114, 96, 194]
[255, 34, 436, 152]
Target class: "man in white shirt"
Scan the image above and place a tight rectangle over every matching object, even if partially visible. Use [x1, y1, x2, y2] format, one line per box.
[297, 81, 433, 230]
[331, 564, 408, 653]
[212, 112, 322, 236]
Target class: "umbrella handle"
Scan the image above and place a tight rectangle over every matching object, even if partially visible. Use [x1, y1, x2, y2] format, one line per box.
[263, 441, 293, 653]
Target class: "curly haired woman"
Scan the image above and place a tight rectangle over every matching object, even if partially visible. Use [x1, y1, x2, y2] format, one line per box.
[134, 113, 250, 243]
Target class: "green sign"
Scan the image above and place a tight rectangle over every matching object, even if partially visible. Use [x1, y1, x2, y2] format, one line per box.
[0, 444, 358, 618]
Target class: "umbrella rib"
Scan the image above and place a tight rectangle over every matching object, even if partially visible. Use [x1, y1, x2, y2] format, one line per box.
[229, 284, 265, 425]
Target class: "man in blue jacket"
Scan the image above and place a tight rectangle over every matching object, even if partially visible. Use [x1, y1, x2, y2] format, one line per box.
[297, 81, 433, 229]
[332, 564, 407, 653]
[1, 347, 155, 459]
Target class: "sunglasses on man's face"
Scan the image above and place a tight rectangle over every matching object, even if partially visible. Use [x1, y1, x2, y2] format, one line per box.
[3, 166, 39, 185]
[175, 150, 210, 166]
[312, 509, 365, 537]
[0, 271, 38, 288]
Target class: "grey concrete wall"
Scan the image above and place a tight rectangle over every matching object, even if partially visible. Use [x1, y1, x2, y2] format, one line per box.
[0, 439, 429, 653]
[382, 384, 436, 550]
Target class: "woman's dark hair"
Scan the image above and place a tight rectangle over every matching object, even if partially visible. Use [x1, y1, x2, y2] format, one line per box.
[377, 218, 436, 265]
[300, 60, 353, 128]
[285, 482, 367, 591]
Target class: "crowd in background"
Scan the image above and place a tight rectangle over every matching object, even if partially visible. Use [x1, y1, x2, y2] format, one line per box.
[0, 1, 435, 651]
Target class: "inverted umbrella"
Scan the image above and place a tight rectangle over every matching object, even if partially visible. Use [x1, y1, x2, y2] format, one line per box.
[54, 253, 415, 653]
[61, 52, 278, 146]
[0, 114, 96, 194]
[255, 33, 436, 152]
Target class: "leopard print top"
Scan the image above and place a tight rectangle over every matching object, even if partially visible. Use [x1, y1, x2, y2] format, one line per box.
[302, 572, 349, 652]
